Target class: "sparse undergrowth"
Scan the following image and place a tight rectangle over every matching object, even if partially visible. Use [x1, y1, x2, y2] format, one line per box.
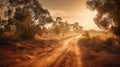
[78, 36, 120, 67]
[0, 39, 59, 67]
[79, 37, 120, 53]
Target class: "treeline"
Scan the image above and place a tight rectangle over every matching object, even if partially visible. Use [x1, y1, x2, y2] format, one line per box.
[0, 0, 52, 40]
[0, 0, 83, 41]
[42, 17, 83, 36]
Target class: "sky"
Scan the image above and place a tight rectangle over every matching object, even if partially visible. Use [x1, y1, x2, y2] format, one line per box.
[39, 0, 100, 30]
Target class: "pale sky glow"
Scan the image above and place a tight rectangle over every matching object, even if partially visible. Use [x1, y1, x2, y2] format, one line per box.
[41, 0, 100, 30]
[49, 10, 99, 30]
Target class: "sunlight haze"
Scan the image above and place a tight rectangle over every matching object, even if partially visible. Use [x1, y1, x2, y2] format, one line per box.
[39, 0, 100, 30]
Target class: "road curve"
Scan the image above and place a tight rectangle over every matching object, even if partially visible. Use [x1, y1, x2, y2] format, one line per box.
[18, 35, 83, 67]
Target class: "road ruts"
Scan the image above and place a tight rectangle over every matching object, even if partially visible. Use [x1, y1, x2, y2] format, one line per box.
[51, 35, 83, 67]
[17, 35, 83, 67]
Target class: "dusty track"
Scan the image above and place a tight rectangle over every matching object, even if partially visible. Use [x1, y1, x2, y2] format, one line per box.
[17, 35, 83, 67]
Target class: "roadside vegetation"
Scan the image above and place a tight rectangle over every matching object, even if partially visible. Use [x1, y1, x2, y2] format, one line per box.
[78, 31, 120, 67]
[0, 0, 120, 67]
[0, 0, 82, 66]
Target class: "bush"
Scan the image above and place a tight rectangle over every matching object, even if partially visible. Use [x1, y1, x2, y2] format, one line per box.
[78, 37, 120, 53]
[20, 25, 41, 40]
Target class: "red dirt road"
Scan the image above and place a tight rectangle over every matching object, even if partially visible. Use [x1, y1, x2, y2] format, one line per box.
[17, 35, 83, 67]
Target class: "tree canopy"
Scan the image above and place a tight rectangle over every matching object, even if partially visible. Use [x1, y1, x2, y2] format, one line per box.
[87, 0, 120, 37]
[0, 0, 53, 40]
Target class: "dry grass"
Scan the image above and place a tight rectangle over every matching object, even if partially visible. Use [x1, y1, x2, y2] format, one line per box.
[89, 32, 115, 40]
[78, 32, 120, 67]
[34, 33, 79, 40]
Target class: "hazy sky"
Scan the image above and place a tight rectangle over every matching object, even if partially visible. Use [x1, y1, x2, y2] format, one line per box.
[39, 0, 100, 30]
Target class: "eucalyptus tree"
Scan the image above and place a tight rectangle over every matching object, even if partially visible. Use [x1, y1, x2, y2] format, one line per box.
[72, 22, 80, 33]
[87, 0, 120, 37]
[0, 0, 53, 39]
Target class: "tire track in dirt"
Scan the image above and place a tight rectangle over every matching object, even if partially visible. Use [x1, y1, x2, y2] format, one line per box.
[51, 35, 83, 67]
[17, 35, 83, 67]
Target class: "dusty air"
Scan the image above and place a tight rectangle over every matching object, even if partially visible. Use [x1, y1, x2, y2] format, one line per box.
[0, 0, 120, 67]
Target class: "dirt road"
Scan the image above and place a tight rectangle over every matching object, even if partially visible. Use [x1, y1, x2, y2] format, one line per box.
[17, 35, 83, 67]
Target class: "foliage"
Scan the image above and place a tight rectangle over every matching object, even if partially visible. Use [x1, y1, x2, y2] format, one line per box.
[0, 0, 83, 40]
[51, 17, 83, 35]
[79, 37, 120, 53]
[87, 0, 120, 37]
[0, 0, 53, 40]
